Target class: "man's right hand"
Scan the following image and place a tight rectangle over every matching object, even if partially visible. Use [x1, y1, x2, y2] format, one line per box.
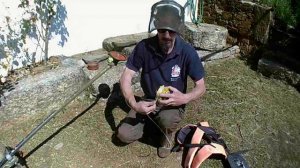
[120, 67, 157, 115]
[132, 100, 156, 115]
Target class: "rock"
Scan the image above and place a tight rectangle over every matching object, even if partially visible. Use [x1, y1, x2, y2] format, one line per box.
[112, 41, 136, 49]
[71, 49, 109, 63]
[54, 142, 64, 150]
[258, 58, 300, 86]
[0, 57, 91, 124]
[121, 46, 135, 57]
[261, 50, 300, 74]
[253, 5, 273, 44]
[102, 32, 155, 52]
[182, 22, 228, 51]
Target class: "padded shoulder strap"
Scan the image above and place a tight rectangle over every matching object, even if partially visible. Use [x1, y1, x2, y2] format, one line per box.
[183, 122, 228, 168]
[191, 143, 227, 168]
[183, 122, 209, 167]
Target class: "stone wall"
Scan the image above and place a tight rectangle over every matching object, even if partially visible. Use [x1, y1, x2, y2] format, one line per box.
[203, 0, 273, 56]
[202, 1, 300, 90]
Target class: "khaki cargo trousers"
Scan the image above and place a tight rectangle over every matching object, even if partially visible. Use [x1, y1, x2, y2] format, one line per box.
[116, 108, 184, 144]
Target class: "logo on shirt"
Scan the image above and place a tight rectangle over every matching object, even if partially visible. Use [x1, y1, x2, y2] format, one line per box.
[171, 65, 181, 78]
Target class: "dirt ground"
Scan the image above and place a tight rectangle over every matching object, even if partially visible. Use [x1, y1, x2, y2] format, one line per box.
[0, 58, 299, 168]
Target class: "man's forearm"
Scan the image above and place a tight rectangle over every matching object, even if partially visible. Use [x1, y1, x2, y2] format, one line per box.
[120, 68, 137, 109]
[122, 83, 136, 109]
[185, 78, 206, 103]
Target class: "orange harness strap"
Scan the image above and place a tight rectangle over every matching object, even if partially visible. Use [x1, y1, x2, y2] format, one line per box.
[182, 122, 227, 168]
[183, 125, 205, 167]
[191, 143, 227, 168]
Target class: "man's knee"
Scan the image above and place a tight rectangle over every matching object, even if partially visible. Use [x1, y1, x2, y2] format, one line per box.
[116, 123, 143, 144]
[156, 109, 184, 131]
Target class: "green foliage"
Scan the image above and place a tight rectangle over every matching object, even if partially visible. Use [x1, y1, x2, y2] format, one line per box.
[260, 0, 299, 27]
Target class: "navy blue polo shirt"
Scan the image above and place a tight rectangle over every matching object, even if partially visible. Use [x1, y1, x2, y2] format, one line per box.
[126, 35, 205, 100]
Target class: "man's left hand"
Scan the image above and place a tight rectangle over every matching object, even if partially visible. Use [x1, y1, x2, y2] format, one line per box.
[158, 86, 188, 106]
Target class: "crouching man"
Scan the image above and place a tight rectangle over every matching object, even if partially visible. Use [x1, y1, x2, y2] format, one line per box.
[116, 0, 206, 158]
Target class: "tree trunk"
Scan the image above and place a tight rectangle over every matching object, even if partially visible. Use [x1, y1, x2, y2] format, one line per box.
[44, 23, 49, 64]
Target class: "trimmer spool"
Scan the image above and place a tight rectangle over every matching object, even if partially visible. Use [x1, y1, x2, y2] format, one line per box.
[0, 144, 24, 168]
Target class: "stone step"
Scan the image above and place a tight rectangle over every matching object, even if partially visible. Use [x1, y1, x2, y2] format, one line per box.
[71, 48, 109, 63]
[102, 32, 155, 52]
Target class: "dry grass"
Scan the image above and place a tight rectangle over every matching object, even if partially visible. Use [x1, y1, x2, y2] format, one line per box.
[185, 58, 300, 167]
[0, 58, 299, 167]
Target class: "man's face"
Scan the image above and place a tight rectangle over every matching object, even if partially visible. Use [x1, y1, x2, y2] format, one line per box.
[157, 29, 176, 54]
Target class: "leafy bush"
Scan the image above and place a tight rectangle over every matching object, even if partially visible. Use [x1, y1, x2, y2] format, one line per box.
[260, 0, 299, 27]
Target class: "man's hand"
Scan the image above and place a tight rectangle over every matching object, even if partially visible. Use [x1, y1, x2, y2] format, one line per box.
[158, 86, 188, 106]
[158, 78, 206, 107]
[132, 100, 156, 115]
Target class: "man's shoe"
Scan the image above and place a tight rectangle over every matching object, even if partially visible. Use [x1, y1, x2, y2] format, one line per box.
[157, 146, 172, 158]
[157, 132, 174, 158]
